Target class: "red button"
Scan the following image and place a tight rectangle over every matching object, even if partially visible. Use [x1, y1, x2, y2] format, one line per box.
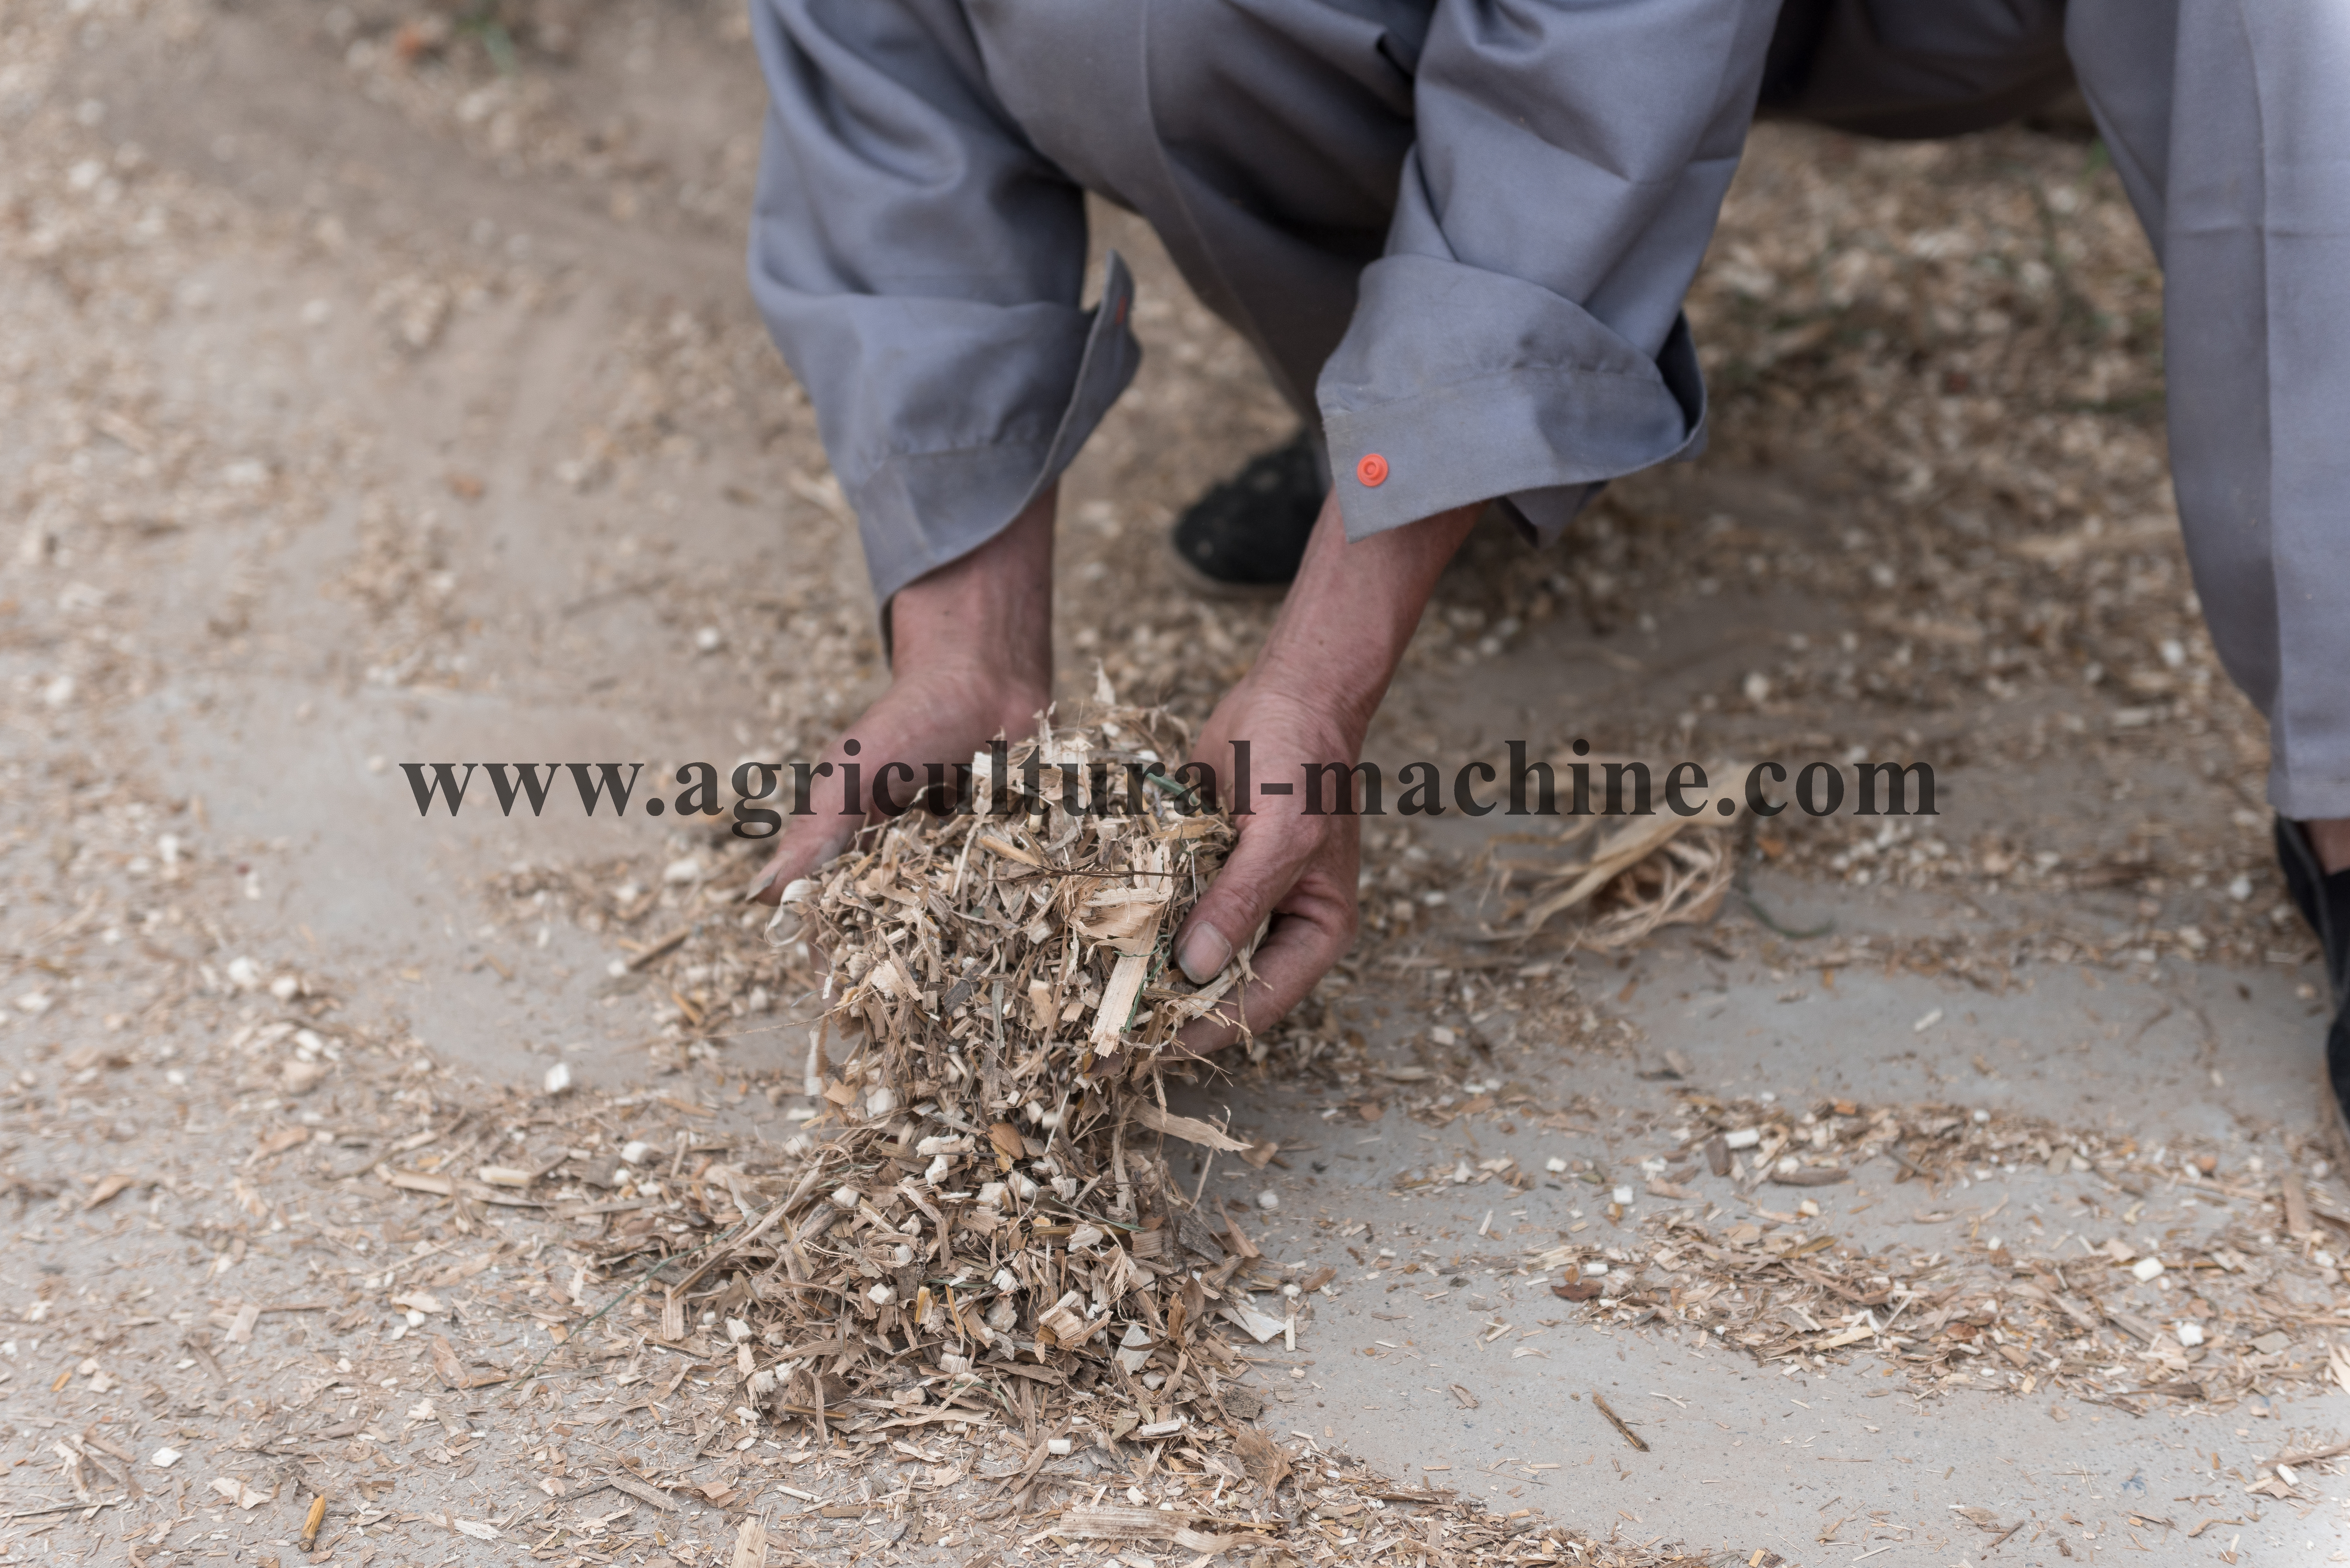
[1356, 453, 1388, 487]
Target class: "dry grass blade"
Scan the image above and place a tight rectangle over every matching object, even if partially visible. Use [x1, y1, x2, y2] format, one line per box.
[1501, 762, 1743, 941]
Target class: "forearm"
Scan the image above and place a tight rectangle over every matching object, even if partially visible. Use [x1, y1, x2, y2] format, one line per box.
[1248, 496, 1480, 741]
[890, 487, 1056, 691]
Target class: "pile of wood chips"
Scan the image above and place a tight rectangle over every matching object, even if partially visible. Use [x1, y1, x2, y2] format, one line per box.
[596, 704, 1324, 1487]
[1373, 1087, 2350, 1411]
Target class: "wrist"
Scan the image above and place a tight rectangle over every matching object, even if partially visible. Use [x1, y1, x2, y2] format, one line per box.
[1232, 651, 1380, 760]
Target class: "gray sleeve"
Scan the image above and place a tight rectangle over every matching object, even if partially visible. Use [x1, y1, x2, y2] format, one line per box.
[747, 0, 1140, 606]
[1317, 0, 1782, 542]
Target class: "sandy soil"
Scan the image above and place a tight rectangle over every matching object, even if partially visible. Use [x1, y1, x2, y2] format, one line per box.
[4, 2, 2346, 1565]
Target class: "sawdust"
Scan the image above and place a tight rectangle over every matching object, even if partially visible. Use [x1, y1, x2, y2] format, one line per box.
[1383, 1090, 2350, 1407]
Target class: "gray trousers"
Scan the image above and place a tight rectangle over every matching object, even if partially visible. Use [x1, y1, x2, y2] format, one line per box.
[750, 0, 2350, 817]
[1767, 0, 2350, 817]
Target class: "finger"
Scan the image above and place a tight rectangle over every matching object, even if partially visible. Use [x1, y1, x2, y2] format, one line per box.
[745, 713, 929, 905]
[746, 812, 860, 906]
[1171, 893, 1353, 1056]
[1172, 813, 1324, 984]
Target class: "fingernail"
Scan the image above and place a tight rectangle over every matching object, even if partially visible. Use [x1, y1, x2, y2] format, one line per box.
[743, 868, 778, 902]
[1178, 924, 1231, 985]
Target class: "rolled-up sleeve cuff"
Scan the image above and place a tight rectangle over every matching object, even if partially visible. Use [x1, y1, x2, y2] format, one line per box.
[768, 253, 1142, 608]
[1316, 255, 1706, 545]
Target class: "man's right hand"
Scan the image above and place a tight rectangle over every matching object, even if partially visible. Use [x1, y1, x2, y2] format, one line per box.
[748, 488, 1057, 914]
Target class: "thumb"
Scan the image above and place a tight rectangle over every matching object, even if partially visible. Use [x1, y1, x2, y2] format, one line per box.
[1174, 819, 1315, 984]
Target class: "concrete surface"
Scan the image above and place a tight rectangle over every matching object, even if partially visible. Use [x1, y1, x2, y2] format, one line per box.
[3, 3, 2346, 1564]
[1166, 944, 2350, 1562]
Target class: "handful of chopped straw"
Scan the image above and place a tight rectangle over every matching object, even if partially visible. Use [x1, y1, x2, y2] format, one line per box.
[719, 703, 1291, 1452]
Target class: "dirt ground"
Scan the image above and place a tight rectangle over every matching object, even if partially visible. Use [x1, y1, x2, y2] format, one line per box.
[4, 2, 2348, 1565]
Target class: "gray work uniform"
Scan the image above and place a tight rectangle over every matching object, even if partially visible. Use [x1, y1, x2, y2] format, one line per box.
[747, 0, 2350, 820]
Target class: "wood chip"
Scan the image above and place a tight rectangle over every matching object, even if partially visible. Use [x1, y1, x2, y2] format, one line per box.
[1767, 1167, 1849, 1187]
[1591, 1393, 1648, 1452]
[2282, 1171, 2313, 1237]
[1232, 1427, 1290, 1494]
[1055, 1506, 1199, 1541]
[84, 1172, 140, 1209]
[731, 1513, 767, 1568]
[624, 928, 691, 971]
[209, 1478, 267, 1510]
[604, 1473, 680, 1512]
[1131, 1102, 1250, 1153]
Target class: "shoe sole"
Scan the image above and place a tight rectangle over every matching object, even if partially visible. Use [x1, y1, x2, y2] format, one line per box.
[2331, 1014, 2350, 1162]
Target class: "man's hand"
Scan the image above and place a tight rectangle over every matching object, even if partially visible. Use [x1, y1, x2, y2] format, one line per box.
[1174, 492, 1478, 1053]
[748, 489, 1056, 912]
[1171, 678, 1365, 1055]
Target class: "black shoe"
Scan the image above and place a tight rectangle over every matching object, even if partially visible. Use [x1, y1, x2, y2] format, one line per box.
[2332, 1013, 2350, 1153]
[1168, 431, 1325, 595]
[2275, 817, 2350, 1141]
